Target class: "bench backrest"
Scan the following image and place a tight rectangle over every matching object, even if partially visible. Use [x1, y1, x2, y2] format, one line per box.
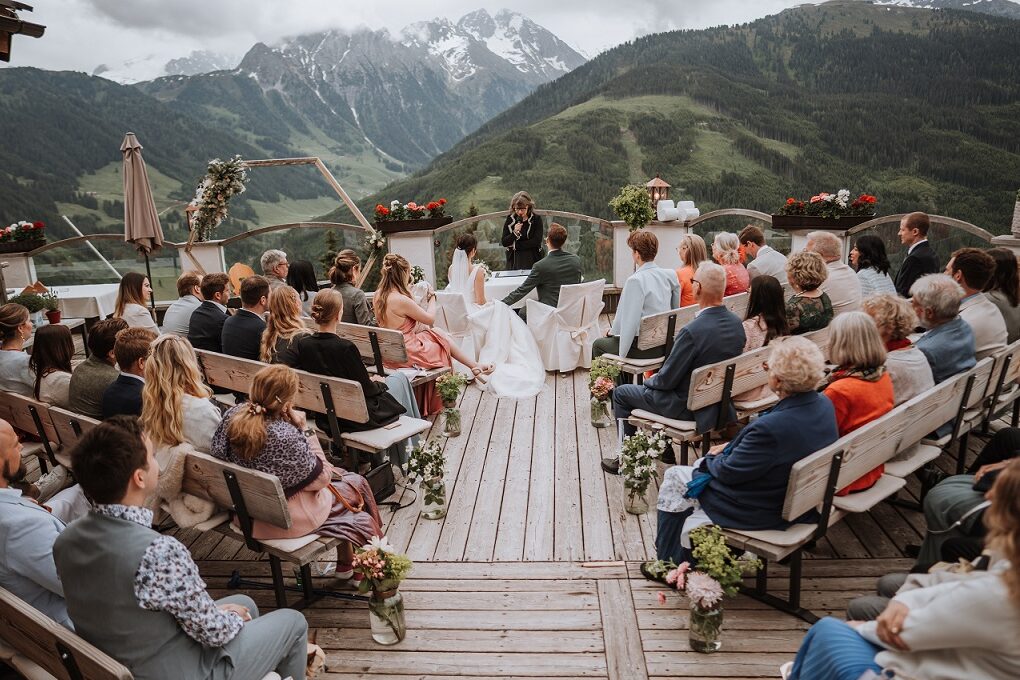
[47, 406, 100, 450]
[335, 322, 409, 365]
[783, 365, 973, 521]
[181, 450, 291, 530]
[194, 349, 370, 424]
[686, 328, 831, 412]
[636, 292, 749, 351]
[985, 339, 1020, 407]
[0, 587, 132, 680]
[0, 390, 59, 444]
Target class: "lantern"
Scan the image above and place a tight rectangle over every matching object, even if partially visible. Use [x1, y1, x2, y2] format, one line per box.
[646, 175, 671, 207]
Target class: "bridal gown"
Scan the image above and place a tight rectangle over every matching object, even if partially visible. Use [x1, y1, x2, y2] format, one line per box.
[446, 258, 546, 400]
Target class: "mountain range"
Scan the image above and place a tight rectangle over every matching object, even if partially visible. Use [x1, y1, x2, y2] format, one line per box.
[874, 0, 1020, 19]
[338, 0, 1020, 234]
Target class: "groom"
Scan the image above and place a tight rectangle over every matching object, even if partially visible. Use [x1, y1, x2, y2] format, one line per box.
[501, 223, 582, 319]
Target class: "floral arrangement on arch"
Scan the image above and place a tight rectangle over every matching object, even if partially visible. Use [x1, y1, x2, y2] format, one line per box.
[778, 189, 877, 219]
[188, 156, 249, 241]
[620, 427, 669, 500]
[364, 228, 386, 253]
[2, 221, 45, 243]
[588, 357, 620, 402]
[374, 198, 447, 222]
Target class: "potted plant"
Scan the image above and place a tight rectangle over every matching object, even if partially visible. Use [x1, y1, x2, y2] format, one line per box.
[405, 439, 447, 520]
[772, 189, 877, 229]
[7, 292, 46, 326]
[619, 427, 669, 514]
[373, 198, 453, 233]
[352, 536, 413, 645]
[41, 290, 61, 324]
[0, 221, 46, 253]
[588, 357, 620, 428]
[435, 372, 468, 437]
[609, 185, 656, 231]
[650, 526, 761, 653]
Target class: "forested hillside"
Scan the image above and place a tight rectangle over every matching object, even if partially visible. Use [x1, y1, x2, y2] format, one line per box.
[338, 1, 1020, 232]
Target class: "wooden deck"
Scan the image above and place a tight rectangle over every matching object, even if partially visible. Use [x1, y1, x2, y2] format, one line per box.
[169, 361, 988, 679]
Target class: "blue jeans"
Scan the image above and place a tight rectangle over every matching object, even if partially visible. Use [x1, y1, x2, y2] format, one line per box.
[789, 617, 882, 680]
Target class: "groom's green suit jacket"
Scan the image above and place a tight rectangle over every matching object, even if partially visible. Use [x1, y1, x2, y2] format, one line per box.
[501, 249, 583, 309]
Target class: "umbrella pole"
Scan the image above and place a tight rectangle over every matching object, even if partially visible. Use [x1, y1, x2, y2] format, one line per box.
[144, 251, 156, 311]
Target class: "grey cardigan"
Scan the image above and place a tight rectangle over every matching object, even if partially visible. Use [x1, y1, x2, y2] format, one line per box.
[333, 282, 375, 326]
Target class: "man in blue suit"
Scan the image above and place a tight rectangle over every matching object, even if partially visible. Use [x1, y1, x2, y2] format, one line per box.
[649, 336, 839, 567]
[101, 327, 157, 420]
[603, 262, 745, 474]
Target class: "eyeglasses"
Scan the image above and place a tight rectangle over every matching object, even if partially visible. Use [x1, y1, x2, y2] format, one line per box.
[691, 279, 701, 287]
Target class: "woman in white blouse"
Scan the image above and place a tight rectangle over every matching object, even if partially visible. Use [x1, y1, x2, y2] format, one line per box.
[850, 234, 897, 297]
[113, 272, 160, 334]
[29, 324, 73, 408]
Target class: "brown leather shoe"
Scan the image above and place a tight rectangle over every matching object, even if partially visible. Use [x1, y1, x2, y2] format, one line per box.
[600, 457, 620, 475]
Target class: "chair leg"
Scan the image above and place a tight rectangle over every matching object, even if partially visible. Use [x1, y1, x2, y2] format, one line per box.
[956, 431, 970, 476]
[738, 550, 818, 623]
[269, 555, 288, 609]
[1012, 399, 1020, 428]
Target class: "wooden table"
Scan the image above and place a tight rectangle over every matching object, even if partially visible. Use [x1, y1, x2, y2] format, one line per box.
[25, 318, 89, 357]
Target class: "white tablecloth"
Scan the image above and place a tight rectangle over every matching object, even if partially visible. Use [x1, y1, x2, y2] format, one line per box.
[484, 274, 537, 310]
[52, 284, 120, 320]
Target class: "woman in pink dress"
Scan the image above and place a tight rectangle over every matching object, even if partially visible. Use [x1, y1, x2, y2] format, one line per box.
[712, 231, 750, 295]
[373, 254, 492, 414]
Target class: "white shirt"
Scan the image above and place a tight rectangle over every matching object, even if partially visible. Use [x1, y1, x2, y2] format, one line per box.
[161, 294, 202, 336]
[119, 303, 160, 334]
[820, 261, 862, 316]
[959, 292, 1008, 360]
[746, 245, 787, 281]
[180, 394, 222, 452]
[38, 370, 72, 408]
[611, 262, 681, 357]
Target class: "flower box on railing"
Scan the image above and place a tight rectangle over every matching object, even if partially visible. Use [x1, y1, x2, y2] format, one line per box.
[0, 238, 45, 254]
[374, 216, 453, 234]
[770, 215, 874, 230]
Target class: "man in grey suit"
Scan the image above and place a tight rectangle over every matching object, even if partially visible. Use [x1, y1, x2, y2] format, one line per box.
[603, 262, 746, 474]
[501, 222, 582, 318]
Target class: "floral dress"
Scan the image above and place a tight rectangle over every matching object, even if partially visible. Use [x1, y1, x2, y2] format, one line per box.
[786, 293, 834, 334]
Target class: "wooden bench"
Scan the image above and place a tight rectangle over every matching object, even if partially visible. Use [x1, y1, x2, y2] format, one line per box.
[194, 349, 430, 459]
[0, 586, 130, 680]
[46, 406, 100, 448]
[979, 338, 1020, 433]
[721, 364, 974, 622]
[918, 356, 996, 476]
[626, 327, 829, 461]
[0, 390, 65, 472]
[333, 321, 451, 387]
[601, 292, 751, 380]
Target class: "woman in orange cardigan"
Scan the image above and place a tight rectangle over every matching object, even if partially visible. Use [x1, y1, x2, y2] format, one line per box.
[822, 311, 894, 495]
[210, 364, 381, 577]
[675, 234, 708, 307]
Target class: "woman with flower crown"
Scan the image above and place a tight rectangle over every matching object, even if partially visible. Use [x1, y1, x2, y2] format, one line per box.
[211, 364, 381, 579]
[374, 253, 494, 414]
[445, 233, 546, 400]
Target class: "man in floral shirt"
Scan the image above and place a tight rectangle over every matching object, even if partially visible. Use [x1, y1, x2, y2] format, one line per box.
[53, 416, 309, 680]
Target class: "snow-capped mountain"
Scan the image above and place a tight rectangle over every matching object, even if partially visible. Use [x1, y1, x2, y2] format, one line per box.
[140, 9, 585, 166]
[871, 0, 1020, 19]
[164, 51, 238, 77]
[93, 50, 238, 84]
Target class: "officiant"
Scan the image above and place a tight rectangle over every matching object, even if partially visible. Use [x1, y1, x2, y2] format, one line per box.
[500, 191, 545, 270]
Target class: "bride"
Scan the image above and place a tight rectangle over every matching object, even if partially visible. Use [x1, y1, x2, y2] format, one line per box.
[446, 233, 546, 400]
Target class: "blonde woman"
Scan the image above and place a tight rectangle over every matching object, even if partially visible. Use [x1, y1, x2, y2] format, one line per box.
[785, 251, 833, 334]
[374, 253, 492, 414]
[210, 364, 381, 576]
[676, 234, 708, 307]
[260, 286, 310, 365]
[141, 334, 221, 452]
[712, 231, 749, 295]
[113, 272, 160, 334]
[862, 294, 934, 405]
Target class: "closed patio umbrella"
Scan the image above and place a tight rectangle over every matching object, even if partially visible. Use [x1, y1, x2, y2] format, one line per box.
[121, 131, 165, 310]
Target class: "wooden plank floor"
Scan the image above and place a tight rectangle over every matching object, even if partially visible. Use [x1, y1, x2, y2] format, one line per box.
[175, 315, 1000, 679]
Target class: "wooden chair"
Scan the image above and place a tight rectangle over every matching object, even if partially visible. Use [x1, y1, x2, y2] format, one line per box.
[0, 390, 64, 470]
[0, 587, 131, 680]
[333, 321, 451, 387]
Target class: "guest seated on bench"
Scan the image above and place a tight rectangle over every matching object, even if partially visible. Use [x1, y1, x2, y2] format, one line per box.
[736, 274, 789, 402]
[603, 262, 745, 475]
[68, 318, 127, 419]
[260, 287, 311, 365]
[290, 289, 420, 464]
[785, 251, 833, 334]
[329, 249, 376, 326]
[783, 460, 1020, 680]
[30, 324, 73, 408]
[0, 302, 35, 397]
[211, 365, 383, 578]
[55, 416, 310, 680]
[101, 327, 158, 420]
[222, 275, 269, 361]
[910, 273, 976, 383]
[0, 417, 72, 630]
[822, 312, 894, 495]
[861, 294, 934, 405]
[188, 272, 232, 354]
[646, 337, 838, 566]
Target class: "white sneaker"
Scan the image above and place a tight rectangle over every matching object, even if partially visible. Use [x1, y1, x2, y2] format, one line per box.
[779, 661, 793, 679]
[36, 465, 69, 502]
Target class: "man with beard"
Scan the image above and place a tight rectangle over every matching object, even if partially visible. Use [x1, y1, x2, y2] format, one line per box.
[0, 418, 71, 629]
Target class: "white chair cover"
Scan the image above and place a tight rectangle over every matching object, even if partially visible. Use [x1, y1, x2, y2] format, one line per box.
[435, 290, 476, 376]
[526, 279, 605, 372]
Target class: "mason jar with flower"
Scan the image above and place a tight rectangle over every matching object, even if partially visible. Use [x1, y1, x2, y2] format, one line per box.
[352, 536, 413, 645]
[588, 357, 620, 428]
[619, 428, 668, 514]
[405, 439, 447, 520]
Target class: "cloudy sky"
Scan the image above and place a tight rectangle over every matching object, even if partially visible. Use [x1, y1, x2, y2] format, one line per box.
[7, 0, 808, 76]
